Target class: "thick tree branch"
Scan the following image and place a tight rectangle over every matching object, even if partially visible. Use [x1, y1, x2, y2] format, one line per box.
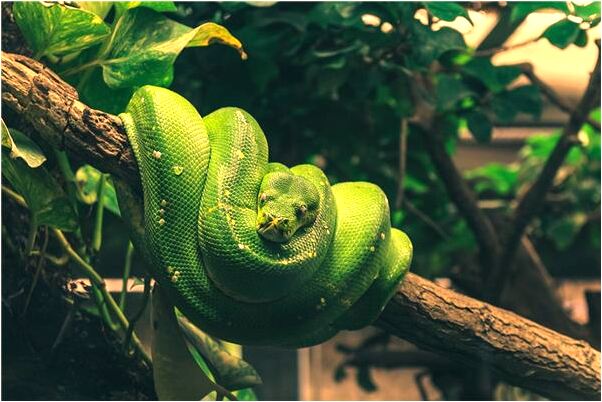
[377, 273, 601, 401]
[2, 51, 600, 401]
[487, 43, 602, 298]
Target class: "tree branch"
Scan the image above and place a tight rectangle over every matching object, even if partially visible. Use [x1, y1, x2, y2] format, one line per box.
[2, 51, 600, 401]
[519, 62, 601, 131]
[487, 42, 602, 298]
[377, 273, 601, 401]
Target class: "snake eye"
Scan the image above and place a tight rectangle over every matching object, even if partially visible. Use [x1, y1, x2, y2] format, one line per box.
[296, 205, 307, 216]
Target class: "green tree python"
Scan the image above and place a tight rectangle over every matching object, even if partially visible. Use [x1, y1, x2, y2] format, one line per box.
[117, 86, 413, 348]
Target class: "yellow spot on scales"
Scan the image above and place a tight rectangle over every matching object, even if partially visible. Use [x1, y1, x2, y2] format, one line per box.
[235, 150, 245, 160]
[160, 199, 168, 207]
[152, 150, 162, 159]
[172, 165, 184, 175]
[369, 246, 375, 252]
[380, 232, 386, 240]
[158, 218, 166, 226]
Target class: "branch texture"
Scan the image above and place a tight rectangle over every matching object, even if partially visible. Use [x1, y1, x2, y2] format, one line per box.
[377, 273, 601, 400]
[2, 51, 600, 400]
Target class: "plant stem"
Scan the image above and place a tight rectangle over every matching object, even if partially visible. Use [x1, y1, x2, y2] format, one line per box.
[52, 229, 152, 365]
[22, 226, 48, 316]
[24, 218, 38, 256]
[92, 174, 107, 253]
[123, 276, 150, 354]
[119, 241, 135, 311]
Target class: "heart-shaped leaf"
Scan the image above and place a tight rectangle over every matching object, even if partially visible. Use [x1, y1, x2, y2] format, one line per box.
[75, 165, 121, 216]
[2, 149, 77, 231]
[187, 22, 247, 59]
[13, 1, 110, 59]
[1, 123, 47, 168]
[151, 287, 219, 401]
[177, 313, 262, 391]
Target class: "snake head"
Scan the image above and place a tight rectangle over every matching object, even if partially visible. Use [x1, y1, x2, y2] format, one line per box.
[256, 172, 320, 243]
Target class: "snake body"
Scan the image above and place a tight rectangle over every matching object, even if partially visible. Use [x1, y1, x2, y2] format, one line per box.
[119, 86, 412, 347]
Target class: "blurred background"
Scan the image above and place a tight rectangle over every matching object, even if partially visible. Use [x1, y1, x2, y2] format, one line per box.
[3, 1, 600, 400]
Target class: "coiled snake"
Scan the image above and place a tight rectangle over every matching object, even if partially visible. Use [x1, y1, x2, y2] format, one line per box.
[117, 86, 412, 348]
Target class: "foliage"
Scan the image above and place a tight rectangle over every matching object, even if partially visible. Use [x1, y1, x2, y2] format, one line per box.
[3, 1, 601, 400]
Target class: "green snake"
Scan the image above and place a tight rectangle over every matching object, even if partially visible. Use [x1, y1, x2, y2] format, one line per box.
[117, 86, 412, 348]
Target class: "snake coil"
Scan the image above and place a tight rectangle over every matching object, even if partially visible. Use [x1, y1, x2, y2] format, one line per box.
[118, 86, 412, 347]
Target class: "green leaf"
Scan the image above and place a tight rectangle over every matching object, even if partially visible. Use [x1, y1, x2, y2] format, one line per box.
[1, 125, 47, 168]
[75, 165, 121, 216]
[233, 388, 257, 401]
[492, 85, 541, 123]
[77, 2, 113, 19]
[409, 25, 466, 68]
[546, 212, 588, 250]
[78, 67, 134, 114]
[509, 2, 569, 24]
[177, 314, 262, 391]
[465, 163, 518, 195]
[424, 2, 472, 24]
[13, 1, 110, 59]
[114, 1, 177, 17]
[101, 7, 195, 88]
[462, 58, 521, 92]
[466, 110, 493, 143]
[151, 287, 219, 401]
[435, 74, 474, 111]
[2, 150, 77, 231]
[573, 2, 601, 21]
[542, 19, 581, 49]
[574, 29, 588, 47]
[187, 22, 246, 59]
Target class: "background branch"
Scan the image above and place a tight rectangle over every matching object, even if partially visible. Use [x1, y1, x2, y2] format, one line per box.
[486, 43, 602, 299]
[2, 51, 601, 400]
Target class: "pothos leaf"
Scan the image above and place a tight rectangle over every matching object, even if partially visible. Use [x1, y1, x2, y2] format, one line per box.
[76, 2, 113, 19]
[187, 22, 247, 59]
[113, 1, 178, 17]
[1, 123, 47, 168]
[177, 313, 262, 391]
[75, 165, 121, 216]
[151, 287, 220, 401]
[101, 7, 195, 89]
[2, 149, 77, 231]
[100, 8, 245, 89]
[13, 1, 110, 59]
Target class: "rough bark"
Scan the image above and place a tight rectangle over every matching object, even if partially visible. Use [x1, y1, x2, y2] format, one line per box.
[2, 51, 601, 400]
[377, 273, 601, 401]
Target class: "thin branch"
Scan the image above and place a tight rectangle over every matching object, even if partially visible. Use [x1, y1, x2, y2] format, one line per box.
[394, 118, 409, 210]
[406, 71, 500, 275]
[403, 199, 450, 240]
[519, 62, 601, 131]
[474, 36, 540, 57]
[487, 42, 602, 299]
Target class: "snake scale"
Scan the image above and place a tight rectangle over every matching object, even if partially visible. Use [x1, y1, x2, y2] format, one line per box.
[118, 86, 413, 348]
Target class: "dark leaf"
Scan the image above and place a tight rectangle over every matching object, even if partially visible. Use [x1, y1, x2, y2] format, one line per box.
[509, 2, 569, 23]
[356, 366, 376, 392]
[542, 19, 581, 49]
[435, 74, 474, 112]
[424, 2, 472, 24]
[2, 150, 77, 231]
[466, 110, 493, 143]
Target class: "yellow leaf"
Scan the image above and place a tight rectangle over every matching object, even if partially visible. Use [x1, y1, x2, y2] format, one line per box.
[187, 22, 247, 59]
